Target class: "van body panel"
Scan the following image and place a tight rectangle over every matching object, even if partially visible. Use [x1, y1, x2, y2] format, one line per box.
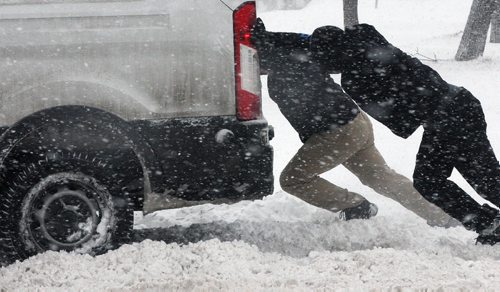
[0, 0, 237, 125]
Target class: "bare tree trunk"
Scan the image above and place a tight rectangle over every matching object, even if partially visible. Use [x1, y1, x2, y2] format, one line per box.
[456, 0, 498, 61]
[344, 0, 359, 28]
[491, 4, 500, 43]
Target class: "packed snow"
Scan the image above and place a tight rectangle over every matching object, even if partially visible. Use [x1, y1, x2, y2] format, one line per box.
[1, 0, 500, 290]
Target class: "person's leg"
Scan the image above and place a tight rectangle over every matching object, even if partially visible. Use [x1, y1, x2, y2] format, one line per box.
[343, 113, 459, 227]
[413, 125, 498, 233]
[450, 89, 500, 208]
[449, 90, 500, 244]
[456, 135, 500, 207]
[280, 113, 369, 212]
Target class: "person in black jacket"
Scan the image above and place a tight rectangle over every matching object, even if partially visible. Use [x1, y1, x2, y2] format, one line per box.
[252, 19, 459, 226]
[309, 24, 500, 244]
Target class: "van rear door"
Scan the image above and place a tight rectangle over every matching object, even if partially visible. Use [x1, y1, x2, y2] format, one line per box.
[0, 0, 257, 124]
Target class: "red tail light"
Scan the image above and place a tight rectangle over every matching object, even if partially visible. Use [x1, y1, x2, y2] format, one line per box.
[233, 1, 262, 121]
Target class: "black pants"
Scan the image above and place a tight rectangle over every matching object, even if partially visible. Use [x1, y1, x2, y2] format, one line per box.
[413, 87, 500, 233]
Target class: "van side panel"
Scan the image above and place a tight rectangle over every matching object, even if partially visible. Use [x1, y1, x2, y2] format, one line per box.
[0, 0, 236, 125]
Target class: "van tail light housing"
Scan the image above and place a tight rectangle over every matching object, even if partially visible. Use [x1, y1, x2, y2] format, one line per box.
[233, 1, 262, 121]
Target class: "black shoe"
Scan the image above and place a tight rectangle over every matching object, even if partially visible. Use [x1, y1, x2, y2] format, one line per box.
[476, 215, 500, 245]
[339, 200, 378, 221]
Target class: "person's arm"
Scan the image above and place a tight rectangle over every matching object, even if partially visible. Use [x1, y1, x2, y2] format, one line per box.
[252, 18, 312, 74]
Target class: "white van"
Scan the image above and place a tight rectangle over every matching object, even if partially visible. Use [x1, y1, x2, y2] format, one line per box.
[0, 0, 273, 264]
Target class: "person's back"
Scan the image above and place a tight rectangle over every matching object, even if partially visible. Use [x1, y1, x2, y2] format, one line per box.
[266, 50, 360, 143]
[337, 24, 449, 138]
[310, 23, 500, 243]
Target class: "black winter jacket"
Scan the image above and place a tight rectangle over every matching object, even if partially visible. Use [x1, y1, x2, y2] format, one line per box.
[266, 47, 360, 142]
[338, 24, 450, 138]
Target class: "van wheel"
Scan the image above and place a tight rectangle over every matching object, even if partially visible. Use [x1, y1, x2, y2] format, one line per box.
[0, 152, 133, 265]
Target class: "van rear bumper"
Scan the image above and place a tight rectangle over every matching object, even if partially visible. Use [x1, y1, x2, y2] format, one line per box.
[130, 116, 274, 203]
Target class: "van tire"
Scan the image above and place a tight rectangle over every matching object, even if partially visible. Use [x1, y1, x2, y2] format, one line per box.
[0, 152, 133, 265]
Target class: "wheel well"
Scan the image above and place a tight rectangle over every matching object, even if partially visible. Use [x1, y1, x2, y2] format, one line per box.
[0, 106, 159, 210]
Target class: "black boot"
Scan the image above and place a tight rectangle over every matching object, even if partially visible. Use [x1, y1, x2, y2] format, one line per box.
[466, 204, 499, 232]
[340, 200, 378, 220]
[476, 216, 500, 245]
[477, 214, 500, 245]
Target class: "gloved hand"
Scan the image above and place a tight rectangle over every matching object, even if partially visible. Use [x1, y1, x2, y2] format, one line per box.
[251, 18, 271, 52]
[251, 18, 273, 74]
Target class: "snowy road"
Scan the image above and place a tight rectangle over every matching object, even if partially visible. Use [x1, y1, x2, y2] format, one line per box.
[1, 0, 500, 290]
[2, 194, 500, 290]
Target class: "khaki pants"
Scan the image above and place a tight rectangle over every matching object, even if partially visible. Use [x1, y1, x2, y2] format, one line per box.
[280, 112, 456, 226]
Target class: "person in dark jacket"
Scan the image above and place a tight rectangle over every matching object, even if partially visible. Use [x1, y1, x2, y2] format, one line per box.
[252, 19, 459, 226]
[309, 24, 500, 244]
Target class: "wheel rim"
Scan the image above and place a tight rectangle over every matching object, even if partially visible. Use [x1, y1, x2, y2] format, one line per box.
[20, 173, 113, 253]
[39, 188, 99, 247]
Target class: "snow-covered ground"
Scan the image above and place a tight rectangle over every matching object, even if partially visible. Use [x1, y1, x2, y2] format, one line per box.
[1, 0, 500, 290]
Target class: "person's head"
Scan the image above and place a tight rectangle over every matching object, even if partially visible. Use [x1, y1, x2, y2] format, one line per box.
[310, 26, 346, 73]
